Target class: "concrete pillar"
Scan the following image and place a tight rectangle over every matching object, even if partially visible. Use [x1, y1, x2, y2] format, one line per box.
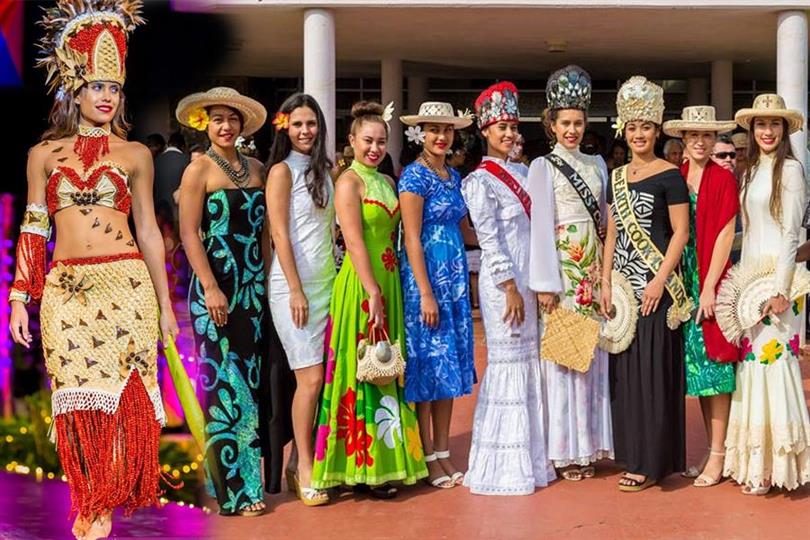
[777, 10, 808, 171]
[381, 58, 403, 170]
[304, 9, 336, 158]
[687, 78, 708, 106]
[711, 60, 733, 120]
[407, 76, 429, 113]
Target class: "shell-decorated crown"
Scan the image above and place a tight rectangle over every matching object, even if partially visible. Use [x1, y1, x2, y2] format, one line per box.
[37, 0, 145, 95]
[616, 76, 665, 126]
[546, 65, 592, 111]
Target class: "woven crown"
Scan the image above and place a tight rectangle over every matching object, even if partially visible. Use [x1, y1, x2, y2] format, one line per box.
[37, 0, 145, 95]
[546, 65, 592, 111]
[616, 76, 665, 126]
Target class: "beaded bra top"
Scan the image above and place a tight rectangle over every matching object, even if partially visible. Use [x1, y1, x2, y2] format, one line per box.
[47, 161, 132, 216]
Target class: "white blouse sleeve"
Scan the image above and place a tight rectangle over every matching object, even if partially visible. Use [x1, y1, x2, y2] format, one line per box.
[774, 160, 808, 296]
[462, 172, 516, 287]
[527, 158, 564, 293]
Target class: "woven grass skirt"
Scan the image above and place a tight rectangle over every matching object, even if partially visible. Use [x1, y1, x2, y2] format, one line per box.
[40, 253, 165, 519]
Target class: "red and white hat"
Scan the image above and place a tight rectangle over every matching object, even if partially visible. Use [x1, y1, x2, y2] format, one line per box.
[474, 81, 519, 129]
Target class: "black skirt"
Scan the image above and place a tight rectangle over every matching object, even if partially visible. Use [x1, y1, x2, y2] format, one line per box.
[609, 296, 686, 481]
[258, 310, 296, 494]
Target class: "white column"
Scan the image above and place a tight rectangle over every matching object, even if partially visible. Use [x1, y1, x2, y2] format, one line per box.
[381, 58, 403, 171]
[304, 9, 336, 158]
[687, 78, 708, 106]
[777, 10, 808, 171]
[407, 76, 429, 113]
[711, 60, 733, 120]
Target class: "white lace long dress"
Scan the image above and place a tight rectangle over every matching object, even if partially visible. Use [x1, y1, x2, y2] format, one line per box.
[268, 150, 336, 370]
[528, 145, 614, 469]
[462, 157, 556, 495]
[724, 154, 810, 490]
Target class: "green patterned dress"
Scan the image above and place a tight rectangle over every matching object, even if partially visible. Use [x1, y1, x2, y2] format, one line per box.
[683, 192, 736, 397]
[312, 160, 427, 488]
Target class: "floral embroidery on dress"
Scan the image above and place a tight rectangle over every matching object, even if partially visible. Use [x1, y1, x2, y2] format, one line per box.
[759, 338, 784, 365]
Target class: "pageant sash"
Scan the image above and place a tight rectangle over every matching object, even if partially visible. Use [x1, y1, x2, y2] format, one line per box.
[544, 153, 604, 241]
[478, 160, 531, 219]
[611, 165, 693, 329]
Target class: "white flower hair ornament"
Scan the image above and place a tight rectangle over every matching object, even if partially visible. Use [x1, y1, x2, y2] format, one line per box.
[381, 101, 395, 128]
[405, 125, 426, 144]
[457, 108, 473, 121]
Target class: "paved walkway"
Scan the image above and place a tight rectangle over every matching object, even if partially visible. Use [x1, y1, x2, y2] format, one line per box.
[209, 319, 810, 540]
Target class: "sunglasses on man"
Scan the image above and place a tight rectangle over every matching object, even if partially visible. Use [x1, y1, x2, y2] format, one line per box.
[713, 151, 737, 159]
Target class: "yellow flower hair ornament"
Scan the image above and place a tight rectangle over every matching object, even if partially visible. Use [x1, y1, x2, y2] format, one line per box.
[187, 108, 210, 131]
[272, 111, 290, 131]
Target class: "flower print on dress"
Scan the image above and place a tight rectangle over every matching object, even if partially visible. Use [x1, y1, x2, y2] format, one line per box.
[325, 346, 336, 384]
[740, 336, 756, 362]
[336, 388, 357, 454]
[315, 423, 330, 461]
[575, 278, 594, 307]
[374, 395, 403, 449]
[382, 247, 397, 272]
[759, 338, 784, 365]
[789, 334, 800, 357]
[405, 425, 423, 461]
[353, 422, 374, 467]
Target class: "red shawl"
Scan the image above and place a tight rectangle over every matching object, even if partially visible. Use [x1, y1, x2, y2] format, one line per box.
[681, 160, 740, 362]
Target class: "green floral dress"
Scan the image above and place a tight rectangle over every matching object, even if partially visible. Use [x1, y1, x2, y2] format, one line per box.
[683, 192, 735, 397]
[312, 160, 427, 488]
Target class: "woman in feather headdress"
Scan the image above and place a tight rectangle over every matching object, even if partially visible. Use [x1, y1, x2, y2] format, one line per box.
[8, 2, 177, 538]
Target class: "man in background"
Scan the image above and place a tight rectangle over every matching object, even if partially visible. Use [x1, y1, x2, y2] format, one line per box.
[711, 134, 737, 173]
[154, 132, 189, 222]
[663, 138, 685, 165]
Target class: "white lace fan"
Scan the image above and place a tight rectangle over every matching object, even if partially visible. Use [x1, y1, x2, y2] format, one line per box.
[716, 258, 810, 345]
[599, 270, 639, 354]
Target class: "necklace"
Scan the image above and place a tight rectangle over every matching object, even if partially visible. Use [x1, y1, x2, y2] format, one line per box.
[629, 160, 655, 177]
[74, 124, 111, 170]
[419, 153, 453, 187]
[206, 147, 250, 188]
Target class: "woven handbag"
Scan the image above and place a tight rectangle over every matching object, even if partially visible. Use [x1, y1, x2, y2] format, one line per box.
[356, 327, 405, 386]
[541, 307, 600, 373]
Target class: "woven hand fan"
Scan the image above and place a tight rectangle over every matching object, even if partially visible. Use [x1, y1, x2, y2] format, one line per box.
[599, 270, 639, 354]
[716, 258, 810, 345]
[541, 307, 600, 373]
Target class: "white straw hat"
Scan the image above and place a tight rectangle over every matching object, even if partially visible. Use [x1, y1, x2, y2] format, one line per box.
[400, 102, 473, 129]
[735, 94, 804, 135]
[662, 106, 737, 137]
[176, 87, 268, 136]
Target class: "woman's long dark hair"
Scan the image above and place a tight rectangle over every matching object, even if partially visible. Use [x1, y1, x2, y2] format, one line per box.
[740, 117, 798, 228]
[267, 93, 332, 208]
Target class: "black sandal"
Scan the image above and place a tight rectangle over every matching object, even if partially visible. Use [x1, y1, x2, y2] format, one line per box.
[370, 483, 398, 499]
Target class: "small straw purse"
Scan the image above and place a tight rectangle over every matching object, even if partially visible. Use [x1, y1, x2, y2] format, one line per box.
[356, 326, 405, 386]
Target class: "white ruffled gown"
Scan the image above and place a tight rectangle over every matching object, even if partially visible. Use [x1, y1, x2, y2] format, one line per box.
[462, 157, 556, 495]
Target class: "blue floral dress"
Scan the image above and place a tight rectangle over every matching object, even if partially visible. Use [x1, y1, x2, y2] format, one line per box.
[189, 187, 267, 513]
[399, 162, 475, 403]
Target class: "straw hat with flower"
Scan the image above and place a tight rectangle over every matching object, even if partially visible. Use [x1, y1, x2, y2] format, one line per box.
[176, 87, 268, 136]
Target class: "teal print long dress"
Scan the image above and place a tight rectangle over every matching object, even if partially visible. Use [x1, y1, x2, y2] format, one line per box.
[312, 160, 427, 488]
[682, 192, 735, 396]
[190, 187, 267, 513]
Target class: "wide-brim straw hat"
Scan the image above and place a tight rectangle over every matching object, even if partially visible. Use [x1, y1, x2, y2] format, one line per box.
[662, 106, 737, 137]
[731, 132, 749, 149]
[176, 87, 268, 136]
[400, 101, 473, 129]
[735, 94, 804, 134]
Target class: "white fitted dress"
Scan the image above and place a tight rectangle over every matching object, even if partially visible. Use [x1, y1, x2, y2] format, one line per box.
[269, 151, 336, 370]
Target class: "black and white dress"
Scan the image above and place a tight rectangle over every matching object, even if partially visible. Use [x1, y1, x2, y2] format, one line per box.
[607, 168, 689, 481]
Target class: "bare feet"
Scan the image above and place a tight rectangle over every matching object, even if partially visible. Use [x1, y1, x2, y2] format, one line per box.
[71, 515, 91, 539]
[83, 512, 111, 540]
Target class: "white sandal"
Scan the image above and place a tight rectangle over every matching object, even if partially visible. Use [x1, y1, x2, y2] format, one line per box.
[424, 453, 454, 489]
[436, 450, 465, 485]
[742, 482, 771, 496]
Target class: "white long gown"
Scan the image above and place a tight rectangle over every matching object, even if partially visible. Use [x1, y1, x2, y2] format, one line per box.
[268, 150, 336, 370]
[462, 157, 556, 496]
[724, 154, 810, 489]
[528, 145, 614, 468]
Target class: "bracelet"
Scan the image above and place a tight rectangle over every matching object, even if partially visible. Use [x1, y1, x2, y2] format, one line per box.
[9, 288, 30, 305]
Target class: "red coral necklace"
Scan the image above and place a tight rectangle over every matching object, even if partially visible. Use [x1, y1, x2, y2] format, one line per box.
[74, 124, 111, 170]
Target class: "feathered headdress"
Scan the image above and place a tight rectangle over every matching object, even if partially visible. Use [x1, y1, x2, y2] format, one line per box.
[37, 0, 145, 96]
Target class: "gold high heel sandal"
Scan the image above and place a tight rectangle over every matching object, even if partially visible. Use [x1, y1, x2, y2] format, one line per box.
[289, 471, 329, 507]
